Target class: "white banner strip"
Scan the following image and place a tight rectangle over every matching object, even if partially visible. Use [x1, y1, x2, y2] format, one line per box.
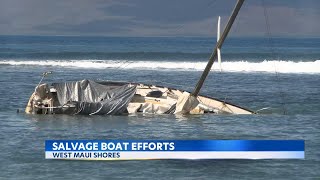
[45, 151, 304, 160]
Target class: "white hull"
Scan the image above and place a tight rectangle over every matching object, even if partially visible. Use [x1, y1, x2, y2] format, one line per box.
[25, 80, 254, 115]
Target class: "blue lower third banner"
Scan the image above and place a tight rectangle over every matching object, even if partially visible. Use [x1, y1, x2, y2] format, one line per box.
[45, 140, 304, 160]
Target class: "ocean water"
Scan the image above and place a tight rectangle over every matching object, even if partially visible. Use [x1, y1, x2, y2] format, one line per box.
[0, 35, 319, 179]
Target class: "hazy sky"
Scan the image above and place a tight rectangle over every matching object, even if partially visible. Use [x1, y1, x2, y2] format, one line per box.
[0, 0, 319, 37]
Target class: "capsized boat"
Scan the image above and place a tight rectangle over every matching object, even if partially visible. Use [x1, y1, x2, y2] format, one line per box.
[25, 79, 253, 115]
[25, 0, 253, 115]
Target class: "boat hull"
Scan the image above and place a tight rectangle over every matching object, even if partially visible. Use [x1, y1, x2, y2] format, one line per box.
[25, 80, 254, 115]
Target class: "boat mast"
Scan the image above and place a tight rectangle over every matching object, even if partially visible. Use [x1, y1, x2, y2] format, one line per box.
[217, 16, 222, 72]
[192, 0, 245, 96]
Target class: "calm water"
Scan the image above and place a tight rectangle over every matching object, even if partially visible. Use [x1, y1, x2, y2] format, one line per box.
[0, 36, 319, 179]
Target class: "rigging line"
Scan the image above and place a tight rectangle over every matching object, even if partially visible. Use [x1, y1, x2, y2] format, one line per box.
[261, 0, 287, 115]
[220, 2, 242, 102]
[115, 59, 132, 69]
[120, 61, 135, 69]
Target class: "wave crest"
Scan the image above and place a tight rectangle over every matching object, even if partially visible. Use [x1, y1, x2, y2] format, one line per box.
[0, 59, 319, 74]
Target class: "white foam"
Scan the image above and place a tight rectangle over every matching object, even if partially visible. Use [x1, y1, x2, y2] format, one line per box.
[0, 59, 319, 74]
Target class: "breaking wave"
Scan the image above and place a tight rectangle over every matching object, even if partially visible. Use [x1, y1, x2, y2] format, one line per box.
[0, 59, 320, 74]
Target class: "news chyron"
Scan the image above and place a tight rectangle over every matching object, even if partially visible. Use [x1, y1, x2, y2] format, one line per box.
[45, 140, 304, 160]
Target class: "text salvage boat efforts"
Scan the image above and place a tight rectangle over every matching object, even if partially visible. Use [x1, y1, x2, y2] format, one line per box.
[25, 0, 254, 115]
[51, 142, 175, 151]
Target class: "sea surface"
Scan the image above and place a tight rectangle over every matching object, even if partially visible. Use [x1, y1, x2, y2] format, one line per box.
[0, 35, 319, 179]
